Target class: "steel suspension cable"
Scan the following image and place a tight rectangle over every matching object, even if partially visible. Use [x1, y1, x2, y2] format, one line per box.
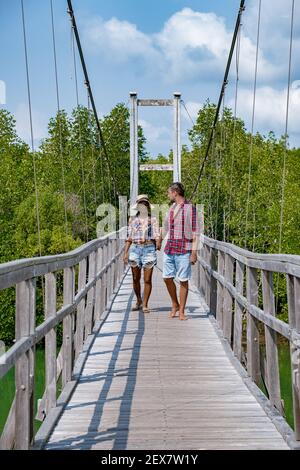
[244, 0, 262, 249]
[67, 0, 117, 207]
[50, 0, 69, 249]
[21, 0, 42, 258]
[227, 21, 242, 242]
[190, 0, 246, 201]
[71, 28, 89, 241]
[275, 0, 295, 315]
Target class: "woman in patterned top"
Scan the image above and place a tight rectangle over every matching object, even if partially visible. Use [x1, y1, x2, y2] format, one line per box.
[123, 194, 161, 313]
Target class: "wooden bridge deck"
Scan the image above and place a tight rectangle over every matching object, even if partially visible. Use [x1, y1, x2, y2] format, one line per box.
[45, 263, 289, 450]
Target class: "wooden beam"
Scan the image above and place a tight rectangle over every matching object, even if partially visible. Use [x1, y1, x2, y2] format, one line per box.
[140, 164, 173, 171]
[137, 99, 174, 106]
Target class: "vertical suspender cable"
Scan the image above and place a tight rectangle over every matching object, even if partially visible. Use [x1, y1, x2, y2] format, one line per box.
[244, 0, 261, 249]
[275, 0, 295, 314]
[21, 0, 42, 258]
[278, 0, 295, 255]
[190, 0, 245, 201]
[71, 29, 89, 241]
[50, 0, 69, 249]
[227, 22, 242, 242]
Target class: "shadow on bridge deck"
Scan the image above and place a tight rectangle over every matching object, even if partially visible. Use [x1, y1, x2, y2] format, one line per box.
[45, 264, 289, 450]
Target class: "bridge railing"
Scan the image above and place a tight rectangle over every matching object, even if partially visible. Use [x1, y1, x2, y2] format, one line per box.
[193, 234, 300, 441]
[0, 228, 126, 450]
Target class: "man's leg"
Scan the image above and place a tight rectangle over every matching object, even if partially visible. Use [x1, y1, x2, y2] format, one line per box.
[131, 266, 142, 308]
[164, 278, 180, 318]
[179, 280, 189, 320]
[143, 266, 154, 310]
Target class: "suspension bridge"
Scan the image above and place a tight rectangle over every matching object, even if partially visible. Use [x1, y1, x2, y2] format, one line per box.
[0, 0, 299, 451]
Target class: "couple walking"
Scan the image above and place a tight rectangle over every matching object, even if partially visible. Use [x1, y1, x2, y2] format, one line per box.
[123, 182, 199, 320]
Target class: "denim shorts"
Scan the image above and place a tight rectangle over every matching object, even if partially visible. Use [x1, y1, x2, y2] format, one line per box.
[128, 243, 157, 269]
[163, 252, 191, 282]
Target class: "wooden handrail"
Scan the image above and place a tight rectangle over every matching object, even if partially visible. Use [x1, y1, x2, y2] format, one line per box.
[195, 236, 300, 442]
[0, 228, 126, 450]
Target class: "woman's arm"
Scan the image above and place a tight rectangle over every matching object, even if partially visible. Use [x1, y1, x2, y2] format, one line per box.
[123, 240, 132, 264]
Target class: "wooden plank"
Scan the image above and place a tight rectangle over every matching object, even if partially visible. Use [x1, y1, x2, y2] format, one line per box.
[216, 251, 225, 328]
[261, 270, 282, 412]
[223, 253, 234, 342]
[45, 267, 289, 451]
[15, 279, 35, 450]
[137, 99, 174, 106]
[233, 260, 244, 361]
[287, 274, 300, 440]
[45, 272, 57, 417]
[62, 267, 74, 388]
[246, 266, 260, 385]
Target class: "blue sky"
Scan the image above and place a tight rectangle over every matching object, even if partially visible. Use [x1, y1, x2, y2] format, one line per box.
[0, 0, 299, 156]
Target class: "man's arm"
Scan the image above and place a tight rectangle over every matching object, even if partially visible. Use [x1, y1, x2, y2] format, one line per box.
[190, 205, 200, 265]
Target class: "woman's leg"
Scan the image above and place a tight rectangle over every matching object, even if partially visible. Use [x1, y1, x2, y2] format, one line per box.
[143, 266, 154, 309]
[131, 266, 142, 306]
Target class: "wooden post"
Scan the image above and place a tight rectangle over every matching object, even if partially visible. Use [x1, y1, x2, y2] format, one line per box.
[209, 247, 218, 317]
[216, 250, 225, 329]
[130, 92, 138, 203]
[75, 258, 87, 357]
[45, 272, 57, 416]
[15, 278, 36, 450]
[287, 274, 300, 440]
[62, 267, 74, 388]
[246, 266, 260, 384]
[173, 92, 181, 182]
[204, 245, 212, 308]
[101, 241, 108, 314]
[84, 251, 96, 339]
[262, 270, 282, 412]
[94, 247, 103, 321]
[233, 261, 244, 361]
[223, 253, 234, 342]
[199, 245, 206, 298]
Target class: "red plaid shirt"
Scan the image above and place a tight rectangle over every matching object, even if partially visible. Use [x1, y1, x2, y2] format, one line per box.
[164, 199, 200, 254]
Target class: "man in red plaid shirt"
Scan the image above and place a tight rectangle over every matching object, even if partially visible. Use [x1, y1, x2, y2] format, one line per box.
[162, 182, 200, 320]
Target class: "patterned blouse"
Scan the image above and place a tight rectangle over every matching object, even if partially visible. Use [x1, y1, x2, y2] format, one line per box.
[126, 216, 160, 243]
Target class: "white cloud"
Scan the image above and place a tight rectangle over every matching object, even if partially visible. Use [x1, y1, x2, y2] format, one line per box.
[83, 8, 277, 84]
[228, 83, 300, 137]
[139, 118, 171, 143]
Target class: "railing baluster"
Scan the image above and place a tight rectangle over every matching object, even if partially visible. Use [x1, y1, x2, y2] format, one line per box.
[84, 251, 96, 338]
[246, 266, 260, 384]
[75, 258, 87, 358]
[62, 267, 74, 388]
[287, 274, 300, 440]
[262, 270, 282, 412]
[233, 261, 244, 361]
[15, 278, 36, 450]
[45, 272, 57, 416]
[216, 250, 225, 328]
[223, 253, 234, 342]
[94, 246, 103, 321]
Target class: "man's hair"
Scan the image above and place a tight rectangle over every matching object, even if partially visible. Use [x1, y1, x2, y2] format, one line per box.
[169, 182, 185, 197]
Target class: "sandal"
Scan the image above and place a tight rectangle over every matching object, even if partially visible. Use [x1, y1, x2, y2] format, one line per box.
[143, 306, 150, 314]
